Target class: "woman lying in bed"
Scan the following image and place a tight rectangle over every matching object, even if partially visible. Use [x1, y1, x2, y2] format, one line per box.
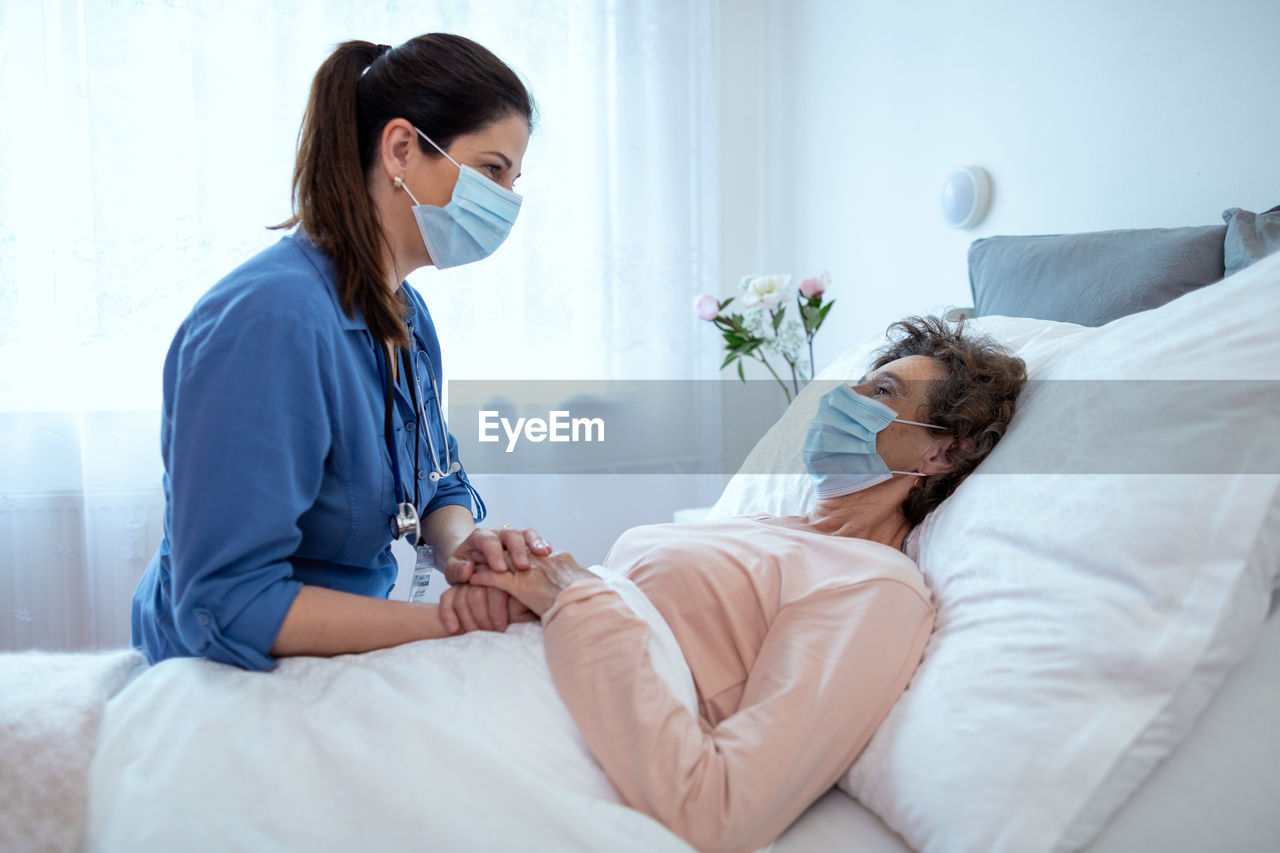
[450, 315, 1027, 853]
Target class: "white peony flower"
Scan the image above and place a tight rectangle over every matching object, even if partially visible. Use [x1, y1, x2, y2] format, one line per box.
[740, 274, 792, 309]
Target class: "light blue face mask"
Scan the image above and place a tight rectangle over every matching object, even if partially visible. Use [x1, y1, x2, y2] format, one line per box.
[802, 384, 947, 498]
[395, 126, 522, 270]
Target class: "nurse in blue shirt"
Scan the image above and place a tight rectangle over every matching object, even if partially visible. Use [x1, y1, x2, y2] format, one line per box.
[131, 34, 549, 671]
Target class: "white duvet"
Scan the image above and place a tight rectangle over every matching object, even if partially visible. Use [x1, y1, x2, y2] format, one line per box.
[87, 568, 698, 852]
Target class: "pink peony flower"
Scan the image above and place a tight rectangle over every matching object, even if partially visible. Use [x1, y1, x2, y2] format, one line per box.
[693, 293, 720, 321]
[798, 270, 831, 299]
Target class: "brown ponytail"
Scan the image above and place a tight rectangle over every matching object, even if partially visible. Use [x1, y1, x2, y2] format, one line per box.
[274, 35, 535, 348]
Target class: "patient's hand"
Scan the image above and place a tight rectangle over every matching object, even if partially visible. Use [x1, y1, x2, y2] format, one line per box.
[468, 552, 595, 618]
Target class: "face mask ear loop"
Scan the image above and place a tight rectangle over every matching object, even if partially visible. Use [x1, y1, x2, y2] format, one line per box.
[889, 445, 934, 479]
[414, 126, 462, 170]
[894, 416, 949, 431]
[392, 175, 422, 206]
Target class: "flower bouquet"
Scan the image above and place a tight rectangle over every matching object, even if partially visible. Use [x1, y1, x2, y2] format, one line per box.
[695, 271, 835, 404]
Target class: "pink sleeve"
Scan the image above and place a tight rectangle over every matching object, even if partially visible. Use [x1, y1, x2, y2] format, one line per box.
[541, 576, 935, 853]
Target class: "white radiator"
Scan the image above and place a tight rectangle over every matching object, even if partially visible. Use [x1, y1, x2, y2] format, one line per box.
[0, 489, 163, 652]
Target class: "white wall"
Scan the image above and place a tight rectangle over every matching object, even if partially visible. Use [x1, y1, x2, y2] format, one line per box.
[724, 0, 1280, 370]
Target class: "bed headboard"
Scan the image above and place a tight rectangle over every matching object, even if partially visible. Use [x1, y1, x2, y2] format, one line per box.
[967, 205, 1279, 326]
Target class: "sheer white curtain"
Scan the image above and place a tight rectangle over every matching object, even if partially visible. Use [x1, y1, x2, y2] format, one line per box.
[0, 0, 720, 651]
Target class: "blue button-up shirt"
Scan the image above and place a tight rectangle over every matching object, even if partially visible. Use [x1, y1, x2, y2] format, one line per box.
[131, 233, 482, 670]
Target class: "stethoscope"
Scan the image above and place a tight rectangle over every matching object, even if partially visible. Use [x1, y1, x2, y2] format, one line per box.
[376, 341, 460, 543]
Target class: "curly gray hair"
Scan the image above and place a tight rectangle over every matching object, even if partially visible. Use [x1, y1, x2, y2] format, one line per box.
[871, 315, 1028, 524]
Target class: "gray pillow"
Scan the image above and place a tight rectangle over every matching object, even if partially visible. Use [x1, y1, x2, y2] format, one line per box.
[1223, 205, 1280, 276]
[969, 225, 1225, 326]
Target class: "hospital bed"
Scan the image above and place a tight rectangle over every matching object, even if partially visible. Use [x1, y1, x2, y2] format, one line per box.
[3, 208, 1278, 852]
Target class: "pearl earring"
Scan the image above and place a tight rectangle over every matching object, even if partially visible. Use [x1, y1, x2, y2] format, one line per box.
[392, 174, 421, 206]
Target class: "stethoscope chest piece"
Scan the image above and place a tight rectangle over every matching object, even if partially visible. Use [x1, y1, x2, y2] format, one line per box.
[391, 500, 421, 542]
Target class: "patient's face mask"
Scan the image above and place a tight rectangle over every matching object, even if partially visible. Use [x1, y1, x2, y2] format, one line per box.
[396, 127, 523, 270]
[802, 384, 946, 498]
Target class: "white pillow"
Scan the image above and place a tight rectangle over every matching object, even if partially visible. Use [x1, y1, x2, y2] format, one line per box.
[711, 252, 1280, 852]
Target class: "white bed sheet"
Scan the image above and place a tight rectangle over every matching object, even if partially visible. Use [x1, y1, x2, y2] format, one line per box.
[769, 788, 911, 853]
[86, 568, 698, 853]
[5, 598, 1278, 852]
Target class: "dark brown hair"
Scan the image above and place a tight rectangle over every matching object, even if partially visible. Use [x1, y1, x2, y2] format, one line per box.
[274, 35, 535, 347]
[871, 315, 1028, 525]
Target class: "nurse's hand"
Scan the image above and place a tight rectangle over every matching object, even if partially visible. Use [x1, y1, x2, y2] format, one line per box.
[443, 526, 552, 585]
[468, 552, 594, 618]
[438, 583, 538, 634]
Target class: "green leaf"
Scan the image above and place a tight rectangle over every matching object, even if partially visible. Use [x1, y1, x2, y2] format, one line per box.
[771, 309, 785, 332]
[720, 296, 735, 311]
[737, 360, 746, 382]
[818, 301, 835, 322]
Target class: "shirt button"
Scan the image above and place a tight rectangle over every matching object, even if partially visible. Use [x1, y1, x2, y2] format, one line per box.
[197, 611, 211, 627]
[417, 470, 428, 480]
[405, 421, 417, 431]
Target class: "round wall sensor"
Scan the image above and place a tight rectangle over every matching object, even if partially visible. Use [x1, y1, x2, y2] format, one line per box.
[940, 166, 992, 229]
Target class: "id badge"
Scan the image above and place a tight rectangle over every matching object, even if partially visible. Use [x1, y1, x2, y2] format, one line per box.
[409, 544, 434, 603]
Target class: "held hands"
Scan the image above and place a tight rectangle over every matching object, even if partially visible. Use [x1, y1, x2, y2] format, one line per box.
[467, 552, 595, 618]
[439, 583, 536, 634]
[438, 526, 552, 635]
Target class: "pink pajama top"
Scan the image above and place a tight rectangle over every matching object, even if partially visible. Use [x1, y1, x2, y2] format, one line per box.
[540, 515, 936, 853]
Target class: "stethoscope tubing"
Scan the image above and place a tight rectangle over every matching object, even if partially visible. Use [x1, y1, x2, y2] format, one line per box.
[409, 346, 459, 483]
[376, 341, 457, 506]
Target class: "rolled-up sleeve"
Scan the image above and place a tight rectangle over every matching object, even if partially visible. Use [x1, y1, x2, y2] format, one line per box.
[166, 307, 331, 670]
[423, 428, 474, 514]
